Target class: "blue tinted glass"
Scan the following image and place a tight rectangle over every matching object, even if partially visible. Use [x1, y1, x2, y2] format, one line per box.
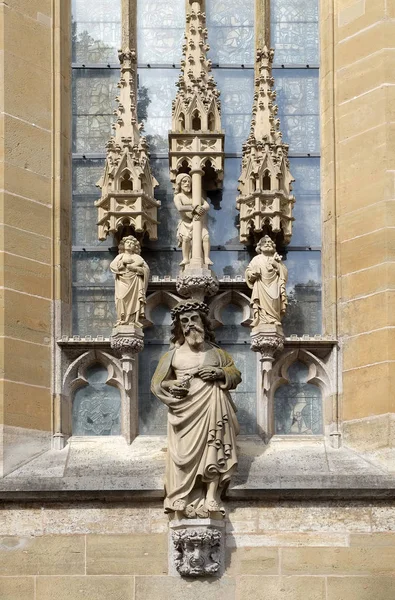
[289, 158, 321, 246]
[214, 69, 255, 153]
[274, 69, 320, 154]
[72, 0, 121, 64]
[137, 0, 185, 64]
[282, 250, 322, 336]
[274, 361, 322, 434]
[271, 0, 319, 65]
[207, 0, 254, 65]
[137, 69, 179, 153]
[72, 287, 115, 336]
[72, 365, 121, 435]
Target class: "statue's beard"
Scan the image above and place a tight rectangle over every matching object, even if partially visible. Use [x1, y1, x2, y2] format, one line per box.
[184, 325, 205, 347]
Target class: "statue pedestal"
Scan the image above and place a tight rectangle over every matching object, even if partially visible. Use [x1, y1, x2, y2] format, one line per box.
[176, 267, 219, 302]
[250, 324, 285, 394]
[169, 518, 225, 577]
[110, 325, 144, 391]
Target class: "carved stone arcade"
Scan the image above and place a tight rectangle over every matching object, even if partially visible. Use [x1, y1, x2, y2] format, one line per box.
[96, 47, 160, 242]
[169, 0, 224, 302]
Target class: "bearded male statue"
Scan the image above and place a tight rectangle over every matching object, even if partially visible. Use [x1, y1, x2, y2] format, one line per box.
[151, 300, 241, 519]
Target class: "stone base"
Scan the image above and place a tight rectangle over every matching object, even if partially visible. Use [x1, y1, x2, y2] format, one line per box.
[168, 518, 225, 577]
[110, 324, 144, 355]
[176, 268, 219, 301]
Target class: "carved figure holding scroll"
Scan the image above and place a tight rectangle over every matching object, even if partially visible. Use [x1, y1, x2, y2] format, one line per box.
[151, 300, 241, 518]
[174, 173, 212, 267]
[245, 235, 288, 327]
[110, 235, 149, 327]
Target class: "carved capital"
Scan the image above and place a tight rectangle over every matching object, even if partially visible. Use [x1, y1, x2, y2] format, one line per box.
[110, 325, 144, 356]
[176, 269, 219, 300]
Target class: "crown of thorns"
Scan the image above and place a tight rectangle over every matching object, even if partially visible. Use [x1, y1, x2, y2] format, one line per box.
[171, 300, 209, 320]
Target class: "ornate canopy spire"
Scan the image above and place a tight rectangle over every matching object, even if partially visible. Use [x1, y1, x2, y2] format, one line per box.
[169, 0, 224, 189]
[237, 46, 295, 246]
[96, 41, 160, 241]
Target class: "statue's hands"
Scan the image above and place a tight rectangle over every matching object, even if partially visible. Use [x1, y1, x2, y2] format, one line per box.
[198, 367, 225, 381]
[193, 205, 206, 220]
[248, 270, 260, 282]
[166, 379, 189, 399]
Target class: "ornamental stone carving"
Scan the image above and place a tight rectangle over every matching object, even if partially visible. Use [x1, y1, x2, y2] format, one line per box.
[151, 300, 241, 519]
[246, 236, 288, 328]
[169, 0, 224, 301]
[171, 523, 223, 577]
[110, 236, 149, 328]
[237, 47, 295, 246]
[96, 47, 160, 241]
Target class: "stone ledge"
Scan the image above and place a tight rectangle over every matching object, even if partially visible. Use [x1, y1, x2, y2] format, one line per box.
[0, 436, 395, 500]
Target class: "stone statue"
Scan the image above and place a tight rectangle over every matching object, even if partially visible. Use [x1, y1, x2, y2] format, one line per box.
[174, 173, 212, 267]
[110, 235, 149, 327]
[245, 235, 288, 327]
[172, 527, 222, 576]
[151, 299, 241, 518]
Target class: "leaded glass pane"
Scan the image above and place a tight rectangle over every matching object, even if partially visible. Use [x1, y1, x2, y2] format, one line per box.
[137, 69, 179, 153]
[72, 70, 118, 153]
[289, 158, 321, 246]
[274, 69, 319, 154]
[215, 69, 254, 153]
[224, 345, 257, 434]
[73, 196, 114, 247]
[72, 288, 115, 336]
[139, 345, 168, 434]
[72, 251, 115, 286]
[216, 304, 250, 344]
[144, 159, 180, 251]
[145, 304, 172, 343]
[208, 158, 241, 246]
[272, 0, 319, 65]
[206, 0, 254, 65]
[72, 365, 121, 435]
[73, 158, 105, 194]
[282, 251, 322, 336]
[274, 361, 322, 434]
[211, 250, 252, 279]
[137, 0, 185, 64]
[72, 0, 121, 64]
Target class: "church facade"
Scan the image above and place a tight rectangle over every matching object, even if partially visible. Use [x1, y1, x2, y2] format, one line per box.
[1, 0, 395, 598]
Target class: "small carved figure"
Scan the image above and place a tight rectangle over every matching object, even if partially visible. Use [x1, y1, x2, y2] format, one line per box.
[245, 235, 288, 327]
[172, 528, 222, 576]
[174, 173, 212, 267]
[110, 235, 149, 327]
[151, 300, 241, 518]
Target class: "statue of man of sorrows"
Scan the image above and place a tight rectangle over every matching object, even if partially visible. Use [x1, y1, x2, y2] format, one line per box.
[151, 300, 241, 518]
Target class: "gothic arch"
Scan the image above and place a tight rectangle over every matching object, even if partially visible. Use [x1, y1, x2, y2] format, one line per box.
[208, 290, 252, 329]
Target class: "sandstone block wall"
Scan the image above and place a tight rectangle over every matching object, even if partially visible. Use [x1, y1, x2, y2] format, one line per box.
[1, 501, 395, 599]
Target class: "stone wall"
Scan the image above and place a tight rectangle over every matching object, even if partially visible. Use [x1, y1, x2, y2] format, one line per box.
[320, 0, 395, 449]
[1, 501, 395, 599]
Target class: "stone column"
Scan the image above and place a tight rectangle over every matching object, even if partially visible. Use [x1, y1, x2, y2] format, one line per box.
[190, 164, 204, 268]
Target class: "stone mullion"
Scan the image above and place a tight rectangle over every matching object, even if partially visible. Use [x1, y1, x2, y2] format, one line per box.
[255, 0, 270, 71]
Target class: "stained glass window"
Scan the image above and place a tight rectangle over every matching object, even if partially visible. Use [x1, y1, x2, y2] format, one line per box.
[72, 365, 121, 435]
[274, 362, 322, 435]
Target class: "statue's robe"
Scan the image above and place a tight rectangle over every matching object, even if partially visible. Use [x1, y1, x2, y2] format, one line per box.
[246, 255, 288, 326]
[110, 254, 149, 325]
[151, 344, 241, 514]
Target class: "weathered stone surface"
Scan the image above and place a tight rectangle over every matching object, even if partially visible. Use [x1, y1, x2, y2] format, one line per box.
[135, 576, 235, 600]
[86, 533, 167, 575]
[0, 576, 34, 600]
[36, 576, 135, 600]
[226, 545, 278, 575]
[0, 535, 85, 575]
[227, 532, 348, 548]
[0, 252, 52, 298]
[350, 533, 395, 546]
[282, 546, 395, 575]
[2, 289, 51, 346]
[235, 575, 326, 600]
[327, 576, 395, 600]
[2, 380, 51, 430]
